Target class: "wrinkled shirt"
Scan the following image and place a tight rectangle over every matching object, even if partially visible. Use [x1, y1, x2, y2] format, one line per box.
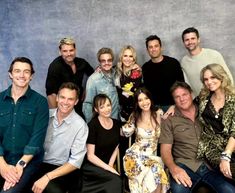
[0, 86, 49, 165]
[43, 109, 88, 168]
[83, 70, 120, 122]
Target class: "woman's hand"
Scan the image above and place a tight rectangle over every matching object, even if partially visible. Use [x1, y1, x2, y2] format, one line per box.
[220, 159, 232, 179]
[162, 105, 175, 120]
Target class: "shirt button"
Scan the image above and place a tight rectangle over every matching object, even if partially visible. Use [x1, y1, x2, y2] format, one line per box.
[13, 124, 15, 127]
[12, 137, 15, 139]
[14, 113, 16, 115]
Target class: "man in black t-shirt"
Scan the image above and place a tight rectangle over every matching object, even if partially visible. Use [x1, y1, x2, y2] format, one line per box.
[142, 35, 184, 112]
[45, 37, 94, 117]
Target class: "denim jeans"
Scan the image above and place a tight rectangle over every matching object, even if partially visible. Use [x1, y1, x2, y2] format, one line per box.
[170, 162, 235, 193]
[0, 162, 39, 193]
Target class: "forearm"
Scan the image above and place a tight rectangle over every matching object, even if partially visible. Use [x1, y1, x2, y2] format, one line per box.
[108, 146, 119, 167]
[47, 94, 57, 108]
[87, 154, 112, 171]
[46, 163, 77, 180]
[224, 137, 235, 154]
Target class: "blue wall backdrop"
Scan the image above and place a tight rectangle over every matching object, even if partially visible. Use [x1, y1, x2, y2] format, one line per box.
[0, 0, 235, 95]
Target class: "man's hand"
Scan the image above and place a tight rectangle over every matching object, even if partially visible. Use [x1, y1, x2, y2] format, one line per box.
[32, 175, 50, 193]
[170, 165, 192, 187]
[0, 164, 19, 184]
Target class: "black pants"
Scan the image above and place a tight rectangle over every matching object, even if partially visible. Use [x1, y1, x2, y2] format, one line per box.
[35, 163, 81, 193]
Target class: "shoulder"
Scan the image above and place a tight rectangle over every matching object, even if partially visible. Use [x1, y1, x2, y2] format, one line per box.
[202, 48, 221, 55]
[163, 55, 180, 63]
[74, 57, 91, 67]
[49, 56, 64, 67]
[29, 89, 47, 102]
[142, 60, 152, 68]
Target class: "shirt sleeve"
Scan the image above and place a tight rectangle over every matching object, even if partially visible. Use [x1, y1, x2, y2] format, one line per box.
[159, 119, 174, 144]
[68, 121, 89, 168]
[24, 96, 49, 155]
[82, 76, 96, 122]
[87, 119, 97, 144]
[45, 60, 62, 95]
[215, 52, 234, 85]
[122, 116, 135, 137]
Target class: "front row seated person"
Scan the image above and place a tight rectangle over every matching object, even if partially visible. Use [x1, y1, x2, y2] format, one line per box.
[32, 82, 88, 193]
[122, 87, 169, 193]
[159, 81, 235, 193]
[81, 94, 122, 193]
[0, 57, 49, 193]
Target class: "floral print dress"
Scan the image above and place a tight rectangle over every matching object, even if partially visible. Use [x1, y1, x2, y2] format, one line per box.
[122, 121, 169, 193]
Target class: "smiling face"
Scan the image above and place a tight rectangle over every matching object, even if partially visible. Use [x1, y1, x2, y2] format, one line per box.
[183, 32, 200, 52]
[95, 98, 112, 118]
[56, 88, 78, 117]
[147, 39, 162, 59]
[173, 87, 193, 111]
[59, 44, 76, 65]
[9, 61, 33, 89]
[122, 49, 135, 69]
[137, 93, 151, 112]
[99, 53, 113, 73]
[203, 69, 222, 92]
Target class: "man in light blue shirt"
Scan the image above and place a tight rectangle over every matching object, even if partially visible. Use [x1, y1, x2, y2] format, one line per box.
[32, 82, 88, 193]
[82, 47, 120, 122]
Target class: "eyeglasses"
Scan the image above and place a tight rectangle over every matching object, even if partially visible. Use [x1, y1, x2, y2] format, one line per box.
[100, 59, 113, 64]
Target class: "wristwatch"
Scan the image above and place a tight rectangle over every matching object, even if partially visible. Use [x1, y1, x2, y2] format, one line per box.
[17, 160, 27, 168]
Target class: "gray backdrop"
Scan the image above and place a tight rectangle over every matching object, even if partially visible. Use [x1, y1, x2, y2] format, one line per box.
[0, 0, 234, 95]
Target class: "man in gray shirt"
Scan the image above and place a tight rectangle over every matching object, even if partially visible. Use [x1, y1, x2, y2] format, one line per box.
[32, 82, 88, 193]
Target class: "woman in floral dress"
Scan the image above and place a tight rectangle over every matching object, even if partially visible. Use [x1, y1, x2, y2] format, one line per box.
[122, 87, 169, 193]
[115, 45, 142, 121]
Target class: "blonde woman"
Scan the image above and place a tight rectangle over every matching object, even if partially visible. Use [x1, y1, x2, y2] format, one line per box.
[115, 45, 142, 121]
[197, 64, 235, 182]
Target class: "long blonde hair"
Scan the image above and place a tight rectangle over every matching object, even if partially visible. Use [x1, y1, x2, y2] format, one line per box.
[199, 63, 235, 99]
[116, 45, 137, 77]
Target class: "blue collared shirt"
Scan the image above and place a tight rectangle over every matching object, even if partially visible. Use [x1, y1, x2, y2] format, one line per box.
[82, 70, 120, 122]
[0, 86, 49, 165]
[43, 109, 88, 168]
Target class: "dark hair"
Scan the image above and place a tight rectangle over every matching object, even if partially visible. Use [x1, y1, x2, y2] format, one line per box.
[58, 82, 80, 99]
[92, 94, 112, 118]
[145, 35, 162, 48]
[181, 27, 199, 41]
[131, 87, 158, 127]
[170, 81, 193, 95]
[8, 57, 35, 74]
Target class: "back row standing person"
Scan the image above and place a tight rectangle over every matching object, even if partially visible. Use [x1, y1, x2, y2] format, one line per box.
[83, 47, 120, 122]
[45, 37, 94, 118]
[0, 57, 49, 192]
[114, 45, 142, 121]
[142, 35, 185, 112]
[181, 27, 234, 96]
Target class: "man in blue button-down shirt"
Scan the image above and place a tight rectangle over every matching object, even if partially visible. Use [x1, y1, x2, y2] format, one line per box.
[0, 57, 49, 192]
[32, 82, 88, 193]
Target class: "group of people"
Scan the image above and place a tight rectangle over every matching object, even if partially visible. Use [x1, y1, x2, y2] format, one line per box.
[0, 26, 235, 193]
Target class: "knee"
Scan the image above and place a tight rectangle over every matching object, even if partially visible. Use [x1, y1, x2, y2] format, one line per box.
[170, 181, 191, 193]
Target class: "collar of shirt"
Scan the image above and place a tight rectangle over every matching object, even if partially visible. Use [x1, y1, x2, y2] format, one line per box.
[3, 85, 32, 100]
[50, 108, 76, 128]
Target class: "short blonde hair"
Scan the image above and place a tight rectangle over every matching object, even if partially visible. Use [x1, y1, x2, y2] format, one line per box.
[59, 37, 76, 49]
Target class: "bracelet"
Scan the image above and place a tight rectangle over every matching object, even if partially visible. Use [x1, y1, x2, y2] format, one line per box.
[220, 156, 231, 162]
[221, 152, 232, 159]
[45, 174, 51, 181]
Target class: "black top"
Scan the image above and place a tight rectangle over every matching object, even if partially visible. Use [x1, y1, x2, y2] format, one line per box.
[202, 95, 224, 134]
[87, 117, 121, 164]
[45, 56, 94, 97]
[116, 69, 142, 120]
[142, 55, 184, 106]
